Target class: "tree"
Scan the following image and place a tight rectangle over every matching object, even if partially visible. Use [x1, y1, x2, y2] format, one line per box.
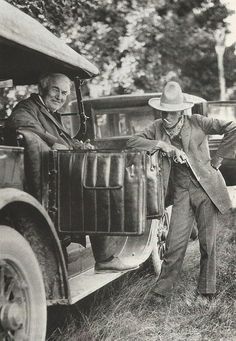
[4, 0, 235, 100]
[124, 0, 231, 99]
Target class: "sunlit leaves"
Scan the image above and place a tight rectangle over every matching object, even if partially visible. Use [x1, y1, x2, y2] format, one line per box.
[4, 0, 234, 100]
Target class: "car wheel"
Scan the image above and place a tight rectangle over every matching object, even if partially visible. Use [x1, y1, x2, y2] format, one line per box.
[0, 225, 47, 340]
[151, 210, 169, 278]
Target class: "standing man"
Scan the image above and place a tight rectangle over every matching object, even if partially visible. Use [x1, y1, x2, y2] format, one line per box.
[127, 81, 236, 299]
[7, 72, 137, 273]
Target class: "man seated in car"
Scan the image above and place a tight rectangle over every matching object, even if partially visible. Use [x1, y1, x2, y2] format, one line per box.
[7, 72, 137, 273]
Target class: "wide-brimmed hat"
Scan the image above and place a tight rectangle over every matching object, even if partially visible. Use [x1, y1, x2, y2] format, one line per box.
[148, 81, 194, 112]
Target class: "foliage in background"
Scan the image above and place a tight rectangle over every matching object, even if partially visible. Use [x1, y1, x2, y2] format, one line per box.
[4, 0, 236, 100]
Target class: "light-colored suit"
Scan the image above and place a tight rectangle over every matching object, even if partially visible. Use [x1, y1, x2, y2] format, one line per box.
[127, 114, 236, 294]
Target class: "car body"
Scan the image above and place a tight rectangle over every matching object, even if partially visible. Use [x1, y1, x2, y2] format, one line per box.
[206, 101, 236, 185]
[0, 1, 166, 339]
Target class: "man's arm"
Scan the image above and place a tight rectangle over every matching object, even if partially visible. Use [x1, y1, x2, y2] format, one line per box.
[127, 120, 188, 163]
[195, 114, 236, 168]
[127, 121, 164, 153]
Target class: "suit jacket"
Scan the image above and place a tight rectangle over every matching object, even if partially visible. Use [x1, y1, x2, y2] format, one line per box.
[7, 94, 76, 149]
[127, 114, 236, 214]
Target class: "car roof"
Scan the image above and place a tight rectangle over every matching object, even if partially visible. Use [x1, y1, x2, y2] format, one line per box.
[83, 92, 206, 109]
[0, 0, 99, 85]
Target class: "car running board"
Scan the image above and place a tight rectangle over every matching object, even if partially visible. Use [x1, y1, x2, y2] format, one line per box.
[68, 259, 136, 304]
[67, 219, 160, 304]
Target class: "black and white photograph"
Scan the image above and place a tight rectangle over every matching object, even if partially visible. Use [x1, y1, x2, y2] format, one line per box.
[1, 0, 236, 340]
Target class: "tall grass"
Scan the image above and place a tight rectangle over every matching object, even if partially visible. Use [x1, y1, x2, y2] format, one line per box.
[47, 210, 236, 341]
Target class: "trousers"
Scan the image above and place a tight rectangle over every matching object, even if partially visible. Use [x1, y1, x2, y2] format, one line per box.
[90, 235, 127, 263]
[154, 167, 218, 295]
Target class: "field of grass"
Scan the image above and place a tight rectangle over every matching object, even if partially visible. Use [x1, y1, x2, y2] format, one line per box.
[47, 210, 236, 341]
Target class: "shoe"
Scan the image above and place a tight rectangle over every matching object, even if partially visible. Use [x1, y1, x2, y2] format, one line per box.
[195, 292, 215, 306]
[95, 257, 139, 273]
[149, 288, 166, 302]
[198, 293, 215, 301]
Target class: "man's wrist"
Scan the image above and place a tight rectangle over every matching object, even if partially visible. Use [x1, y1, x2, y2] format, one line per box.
[156, 141, 168, 151]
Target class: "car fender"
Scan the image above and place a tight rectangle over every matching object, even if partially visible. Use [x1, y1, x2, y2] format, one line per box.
[0, 187, 69, 304]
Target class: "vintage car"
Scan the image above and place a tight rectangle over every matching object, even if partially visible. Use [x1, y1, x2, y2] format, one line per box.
[0, 1, 168, 340]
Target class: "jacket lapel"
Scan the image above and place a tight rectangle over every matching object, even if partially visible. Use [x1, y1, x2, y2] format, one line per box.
[180, 117, 191, 152]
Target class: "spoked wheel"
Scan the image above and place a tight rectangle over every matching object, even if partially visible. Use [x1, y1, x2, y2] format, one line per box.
[151, 210, 170, 278]
[0, 226, 47, 341]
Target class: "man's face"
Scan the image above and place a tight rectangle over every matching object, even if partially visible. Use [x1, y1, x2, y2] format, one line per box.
[161, 111, 182, 129]
[42, 76, 71, 112]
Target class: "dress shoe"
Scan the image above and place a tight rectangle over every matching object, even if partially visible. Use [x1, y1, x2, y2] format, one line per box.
[148, 290, 166, 303]
[194, 291, 215, 306]
[198, 293, 215, 301]
[95, 257, 139, 273]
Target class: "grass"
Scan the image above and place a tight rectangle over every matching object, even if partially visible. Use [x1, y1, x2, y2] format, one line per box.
[47, 210, 236, 341]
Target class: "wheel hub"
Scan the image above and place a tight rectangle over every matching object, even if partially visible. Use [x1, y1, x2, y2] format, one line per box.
[0, 302, 24, 331]
[0, 227, 47, 340]
[0, 259, 28, 337]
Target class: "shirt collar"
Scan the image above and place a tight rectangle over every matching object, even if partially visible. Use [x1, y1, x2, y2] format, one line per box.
[38, 94, 46, 107]
[163, 115, 185, 140]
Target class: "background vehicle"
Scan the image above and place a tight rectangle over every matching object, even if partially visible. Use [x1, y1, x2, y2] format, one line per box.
[80, 92, 206, 148]
[0, 1, 167, 339]
[206, 101, 236, 185]
[81, 94, 236, 186]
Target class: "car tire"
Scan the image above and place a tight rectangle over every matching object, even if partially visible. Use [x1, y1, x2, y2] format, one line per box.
[0, 225, 47, 340]
[151, 211, 169, 278]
